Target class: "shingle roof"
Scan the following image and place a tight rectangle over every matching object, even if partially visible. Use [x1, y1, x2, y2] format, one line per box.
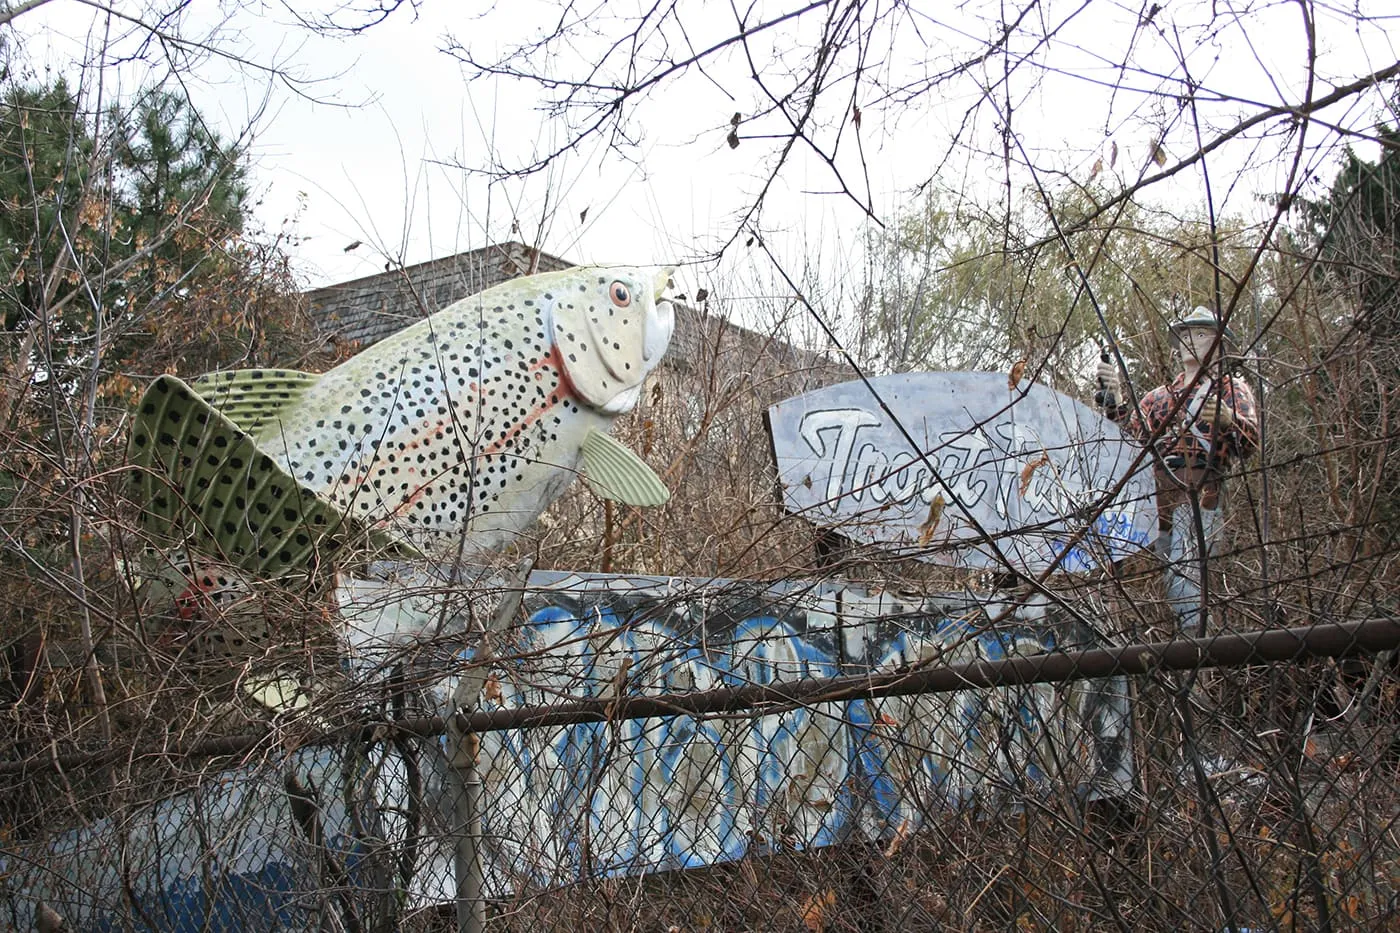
[302, 243, 835, 381]
[304, 241, 573, 348]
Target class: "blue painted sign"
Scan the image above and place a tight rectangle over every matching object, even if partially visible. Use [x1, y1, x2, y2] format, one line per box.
[451, 572, 1131, 889]
[766, 372, 1156, 571]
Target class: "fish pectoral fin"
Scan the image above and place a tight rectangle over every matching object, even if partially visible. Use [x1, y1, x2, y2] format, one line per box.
[127, 375, 411, 577]
[244, 675, 310, 713]
[190, 368, 319, 435]
[580, 429, 670, 506]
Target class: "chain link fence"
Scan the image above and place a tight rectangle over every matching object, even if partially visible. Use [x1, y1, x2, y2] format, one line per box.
[3, 567, 1397, 931]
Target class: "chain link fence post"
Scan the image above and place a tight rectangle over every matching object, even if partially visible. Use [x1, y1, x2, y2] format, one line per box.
[449, 730, 486, 933]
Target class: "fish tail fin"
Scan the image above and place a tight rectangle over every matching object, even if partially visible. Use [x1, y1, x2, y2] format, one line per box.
[127, 375, 408, 576]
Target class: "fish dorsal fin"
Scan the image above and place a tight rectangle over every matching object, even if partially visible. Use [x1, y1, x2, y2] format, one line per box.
[127, 374, 416, 577]
[579, 429, 669, 506]
[190, 369, 319, 435]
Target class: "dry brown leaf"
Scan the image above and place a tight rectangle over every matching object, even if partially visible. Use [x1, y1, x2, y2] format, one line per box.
[884, 818, 914, 857]
[917, 494, 946, 546]
[608, 657, 633, 699]
[483, 673, 504, 705]
[1110, 139, 1119, 167]
[1088, 157, 1102, 181]
[800, 889, 837, 932]
[1019, 454, 1051, 497]
[35, 901, 64, 933]
[1152, 141, 1167, 166]
[1008, 359, 1027, 389]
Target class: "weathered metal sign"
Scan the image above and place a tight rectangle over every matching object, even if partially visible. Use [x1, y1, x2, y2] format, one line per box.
[766, 372, 1156, 571]
[1, 570, 1132, 928]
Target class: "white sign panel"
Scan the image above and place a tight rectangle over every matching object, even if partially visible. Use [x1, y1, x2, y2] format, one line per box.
[766, 372, 1156, 572]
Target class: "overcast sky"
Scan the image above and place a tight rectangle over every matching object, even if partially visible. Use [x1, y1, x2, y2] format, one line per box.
[12, 1, 1400, 307]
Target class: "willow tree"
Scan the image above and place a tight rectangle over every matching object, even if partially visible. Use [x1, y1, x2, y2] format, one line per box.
[852, 186, 1273, 392]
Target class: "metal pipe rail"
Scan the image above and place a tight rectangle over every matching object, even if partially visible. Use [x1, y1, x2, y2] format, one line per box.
[449, 616, 1400, 731]
[2, 617, 1396, 778]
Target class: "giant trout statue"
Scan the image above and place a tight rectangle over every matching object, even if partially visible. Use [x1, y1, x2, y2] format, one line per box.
[0, 267, 679, 929]
[127, 265, 676, 575]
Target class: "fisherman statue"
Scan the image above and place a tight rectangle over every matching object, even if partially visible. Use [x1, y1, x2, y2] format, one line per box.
[1094, 306, 1260, 635]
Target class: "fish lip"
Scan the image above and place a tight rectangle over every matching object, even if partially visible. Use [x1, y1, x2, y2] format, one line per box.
[643, 298, 674, 365]
[600, 383, 642, 415]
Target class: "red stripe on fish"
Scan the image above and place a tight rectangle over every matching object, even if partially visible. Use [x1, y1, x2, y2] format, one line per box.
[380, 346, 572, 520]
[483, 345, 572, 457]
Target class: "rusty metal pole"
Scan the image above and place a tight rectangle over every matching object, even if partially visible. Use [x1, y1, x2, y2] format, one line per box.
[450, 732, 486, 933]
[447, 559, 532, 933]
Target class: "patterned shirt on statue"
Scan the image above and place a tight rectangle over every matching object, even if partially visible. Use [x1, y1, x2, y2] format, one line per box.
[1108, 373, 1260, 472]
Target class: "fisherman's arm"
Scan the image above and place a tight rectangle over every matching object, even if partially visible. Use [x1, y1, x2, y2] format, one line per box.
[1195, 378, 1259, 459]
[1094, 355, 1153, 440]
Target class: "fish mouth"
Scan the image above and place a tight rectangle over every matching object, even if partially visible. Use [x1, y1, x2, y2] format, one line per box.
[653, 266, 675, 301]
[644, 266, 677, 366]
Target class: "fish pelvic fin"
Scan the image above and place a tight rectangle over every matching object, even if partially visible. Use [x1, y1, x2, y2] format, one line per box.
[127, 375, 416, 577]
[190, 368, 320, 435]
[580, 428, 670, 506]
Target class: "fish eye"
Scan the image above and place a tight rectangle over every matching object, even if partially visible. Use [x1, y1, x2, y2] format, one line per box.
[609, 281, 632, 308]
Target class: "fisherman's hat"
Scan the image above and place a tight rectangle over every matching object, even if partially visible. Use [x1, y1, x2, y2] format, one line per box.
[1169, 305, 1236, 342]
